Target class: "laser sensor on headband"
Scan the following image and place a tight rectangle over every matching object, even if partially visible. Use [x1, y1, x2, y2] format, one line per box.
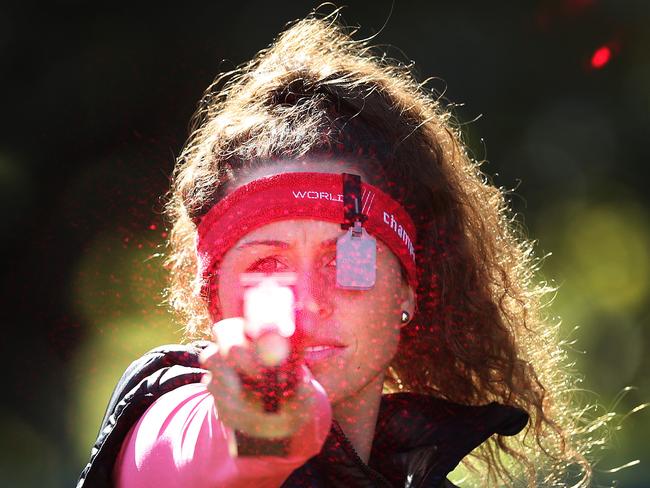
[336, 173, 377, 290]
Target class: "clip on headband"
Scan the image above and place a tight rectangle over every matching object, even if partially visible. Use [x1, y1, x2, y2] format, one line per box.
[196, 172, 418, 300]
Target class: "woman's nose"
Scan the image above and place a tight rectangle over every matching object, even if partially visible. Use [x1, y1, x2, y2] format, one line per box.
[294, 269, 332, 320]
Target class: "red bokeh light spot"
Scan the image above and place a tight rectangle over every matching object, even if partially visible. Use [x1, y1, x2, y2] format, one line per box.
[591, 46, 611, 69]
[149, 224, 157, 230]
[566, 0, 593, 13]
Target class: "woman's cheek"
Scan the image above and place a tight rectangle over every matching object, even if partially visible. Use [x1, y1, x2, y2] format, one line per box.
[216, 273, 245, 318]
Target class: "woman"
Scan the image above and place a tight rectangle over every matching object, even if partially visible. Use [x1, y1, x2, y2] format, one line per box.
[78, 11, 602, 488]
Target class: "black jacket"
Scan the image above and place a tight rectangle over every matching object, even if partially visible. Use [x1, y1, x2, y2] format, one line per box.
[77, 343, 529, 488]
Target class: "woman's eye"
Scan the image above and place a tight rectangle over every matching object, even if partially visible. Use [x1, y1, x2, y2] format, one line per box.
[247, 256, 287, 273]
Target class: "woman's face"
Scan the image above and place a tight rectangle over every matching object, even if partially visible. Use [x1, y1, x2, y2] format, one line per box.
[214, 161, 414, 405]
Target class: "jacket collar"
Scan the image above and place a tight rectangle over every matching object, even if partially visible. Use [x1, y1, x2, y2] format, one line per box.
[368, 393, 529, 486]
[285, 392, 528, 487]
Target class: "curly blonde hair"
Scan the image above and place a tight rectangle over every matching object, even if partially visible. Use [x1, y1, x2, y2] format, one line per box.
[164, 9, 607, 487]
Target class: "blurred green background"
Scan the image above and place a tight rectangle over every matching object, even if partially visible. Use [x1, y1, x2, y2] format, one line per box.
[1, 1, 648, 486]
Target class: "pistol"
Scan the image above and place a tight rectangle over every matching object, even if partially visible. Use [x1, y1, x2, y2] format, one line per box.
[240, 272, 303, 413]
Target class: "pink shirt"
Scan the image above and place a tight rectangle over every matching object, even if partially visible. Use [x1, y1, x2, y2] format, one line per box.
[113, 378, 332, 487]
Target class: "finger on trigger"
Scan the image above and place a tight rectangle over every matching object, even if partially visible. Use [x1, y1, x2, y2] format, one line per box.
[226, 344, 261, 378]
[204, 358, 242, 398]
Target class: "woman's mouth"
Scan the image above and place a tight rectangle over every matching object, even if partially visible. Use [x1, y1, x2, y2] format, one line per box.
[302, 345, 347, 362]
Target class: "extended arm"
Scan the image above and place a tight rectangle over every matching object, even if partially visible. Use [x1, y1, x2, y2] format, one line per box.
[113, 380, 331, 488]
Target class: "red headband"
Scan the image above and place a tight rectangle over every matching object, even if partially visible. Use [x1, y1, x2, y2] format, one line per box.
[196, 172, 418, 296]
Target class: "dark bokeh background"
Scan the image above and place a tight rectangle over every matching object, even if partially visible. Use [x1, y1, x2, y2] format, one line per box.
[2, 1, 649, 486]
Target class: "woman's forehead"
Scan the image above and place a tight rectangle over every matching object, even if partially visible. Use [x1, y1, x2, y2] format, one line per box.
[231, 158, 371, 189]
[235, 219, 343, 248]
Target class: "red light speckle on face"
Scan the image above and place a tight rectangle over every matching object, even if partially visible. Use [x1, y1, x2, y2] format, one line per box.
[591, 46, 611, 69]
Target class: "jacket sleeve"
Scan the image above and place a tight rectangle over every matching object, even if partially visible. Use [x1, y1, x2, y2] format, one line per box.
[113, 376, 332, 488]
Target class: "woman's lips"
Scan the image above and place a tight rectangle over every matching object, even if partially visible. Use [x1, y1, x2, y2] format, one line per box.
[302, 345, 347, 362]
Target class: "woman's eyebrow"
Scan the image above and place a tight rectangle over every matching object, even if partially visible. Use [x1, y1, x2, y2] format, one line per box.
[235, 237, 339, 251]
[236, 239, 289, 250]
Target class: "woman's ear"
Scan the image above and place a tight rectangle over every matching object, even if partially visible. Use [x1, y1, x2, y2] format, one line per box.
[399, 284, 416, 327]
